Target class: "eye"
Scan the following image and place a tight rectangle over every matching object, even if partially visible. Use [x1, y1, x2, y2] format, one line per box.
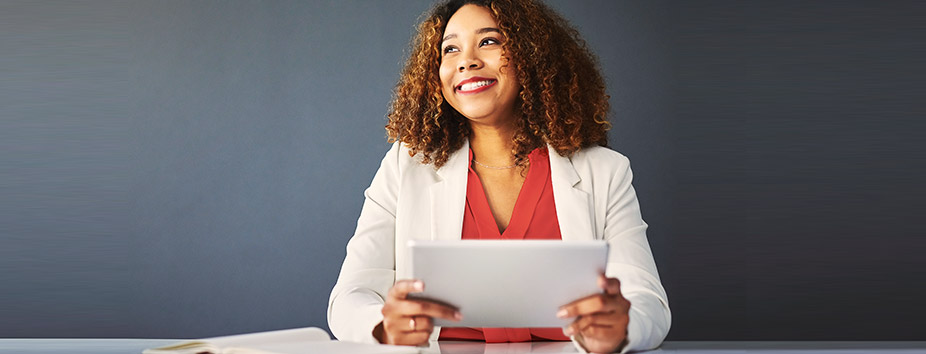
[480, 37, 500, 46]
[442, 45, 459, 55]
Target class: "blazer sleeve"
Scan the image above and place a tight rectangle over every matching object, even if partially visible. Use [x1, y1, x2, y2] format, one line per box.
[598, 154, 671, 353]
[327, 142, 403, 344]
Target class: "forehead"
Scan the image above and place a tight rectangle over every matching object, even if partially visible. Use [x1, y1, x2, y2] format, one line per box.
[444, 4, 498, 35]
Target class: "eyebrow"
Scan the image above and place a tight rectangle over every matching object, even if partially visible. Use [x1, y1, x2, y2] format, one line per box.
[442, 27, 501, 43]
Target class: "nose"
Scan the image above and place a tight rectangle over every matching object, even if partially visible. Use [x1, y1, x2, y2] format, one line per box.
[457, 52, 483, 72]
[458, 61, 480, 71]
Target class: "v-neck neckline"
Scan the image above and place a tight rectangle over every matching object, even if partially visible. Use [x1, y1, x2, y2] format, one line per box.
[466, 148, 549, 239]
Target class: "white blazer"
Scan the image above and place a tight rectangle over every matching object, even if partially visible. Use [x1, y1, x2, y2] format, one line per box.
[328, 140, 670, 353]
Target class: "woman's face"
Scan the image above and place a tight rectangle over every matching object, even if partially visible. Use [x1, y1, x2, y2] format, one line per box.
[439, 4, 520, 127]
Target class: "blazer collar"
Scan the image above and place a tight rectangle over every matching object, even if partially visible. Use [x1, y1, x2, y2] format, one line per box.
[434, 139, 470, 181]
[547, 145, 594, 241]
[546, 145, 581, 189]
[430, 140, 470, 241]
[428, 141, 594, 242]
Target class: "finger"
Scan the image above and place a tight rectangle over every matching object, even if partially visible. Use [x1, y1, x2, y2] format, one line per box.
[393, 299, 462, 321]
[388, 279, 424, 300]
[558, 294, 621, 318]
[598, 274, 622, 295]
[564, 312, 624, 337]
[579, 324, 621, 343]
[565, 318, 614, 337]
[391, 330, 431, 346]
[406, 315, 434, 333]
[382, 315, 432, 341]
[570, 312, 625, 332]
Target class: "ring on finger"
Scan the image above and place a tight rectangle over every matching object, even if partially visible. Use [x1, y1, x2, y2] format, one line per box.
[408, 317, 416, 330]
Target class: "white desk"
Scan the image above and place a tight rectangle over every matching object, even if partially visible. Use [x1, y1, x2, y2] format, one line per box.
[1, 339, 924, 354]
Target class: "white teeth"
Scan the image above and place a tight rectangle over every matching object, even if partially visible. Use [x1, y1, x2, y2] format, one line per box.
[458, 80, 494, 91]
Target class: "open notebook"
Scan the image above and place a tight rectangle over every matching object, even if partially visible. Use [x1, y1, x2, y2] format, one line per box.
[143, 327, 420, 354]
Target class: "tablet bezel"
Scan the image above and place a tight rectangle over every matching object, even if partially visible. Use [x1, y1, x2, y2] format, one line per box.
[406, 239, 608, 328]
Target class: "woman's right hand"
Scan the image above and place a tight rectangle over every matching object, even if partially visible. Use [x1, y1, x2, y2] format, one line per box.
[374, 279, 462, 346]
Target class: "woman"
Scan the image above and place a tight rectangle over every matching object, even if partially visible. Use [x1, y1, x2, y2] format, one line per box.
[328, 0, 670, 353]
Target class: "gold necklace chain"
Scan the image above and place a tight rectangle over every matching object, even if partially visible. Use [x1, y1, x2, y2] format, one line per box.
[472, 159, 517, 169]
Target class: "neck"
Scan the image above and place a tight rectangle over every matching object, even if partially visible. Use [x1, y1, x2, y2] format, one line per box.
[469, 122, 516, 167]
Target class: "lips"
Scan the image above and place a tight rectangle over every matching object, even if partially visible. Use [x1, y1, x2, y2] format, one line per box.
[455, 76, 497, 94]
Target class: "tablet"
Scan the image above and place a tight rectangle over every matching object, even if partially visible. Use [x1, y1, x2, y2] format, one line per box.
[406, 239, 608, 327]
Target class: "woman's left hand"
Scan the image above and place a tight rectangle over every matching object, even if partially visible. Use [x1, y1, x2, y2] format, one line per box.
[557, 274, 631, 353]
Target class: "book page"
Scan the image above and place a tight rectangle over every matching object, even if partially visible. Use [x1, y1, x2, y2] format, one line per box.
[206, 327, 330, 348]
[144, 327, 421, 354]
[143, 341, 221, 354]
[144, 327, 329, 354]
[226, 340, 421, 354]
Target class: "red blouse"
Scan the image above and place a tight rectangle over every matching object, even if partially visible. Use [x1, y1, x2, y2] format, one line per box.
[438, 148, 569, 342]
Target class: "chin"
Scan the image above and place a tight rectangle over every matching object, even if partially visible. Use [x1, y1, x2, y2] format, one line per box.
[453, 101, 496, 117]
[456, 109, 494, 121]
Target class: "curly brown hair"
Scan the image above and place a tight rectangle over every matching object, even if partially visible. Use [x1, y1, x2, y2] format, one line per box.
[385, 0, 611, 168]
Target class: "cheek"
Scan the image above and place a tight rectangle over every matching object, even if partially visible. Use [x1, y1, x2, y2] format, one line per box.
[503, 64, 520, 92]
[499, 65, 519, 93]
[439, 64, 454, 92]
[500, 59, 517, 79]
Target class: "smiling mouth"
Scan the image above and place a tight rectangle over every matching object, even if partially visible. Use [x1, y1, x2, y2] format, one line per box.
[456, 79, 497, 94]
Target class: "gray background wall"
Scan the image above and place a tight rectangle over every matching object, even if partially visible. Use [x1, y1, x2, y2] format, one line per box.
[2, 0, 922, 340]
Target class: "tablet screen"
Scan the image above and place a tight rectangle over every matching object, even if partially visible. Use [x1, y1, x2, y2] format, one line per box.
[407, 239, 608, 327]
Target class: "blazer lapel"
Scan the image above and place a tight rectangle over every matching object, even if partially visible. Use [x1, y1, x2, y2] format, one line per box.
[426, 142, 593, 242]
[429, 140, 469, 241]
[547, 145, 595, 241]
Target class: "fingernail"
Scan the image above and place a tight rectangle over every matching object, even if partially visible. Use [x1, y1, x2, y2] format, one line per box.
[556, 309, 568, 318]
[563, 326, 574, 336]
[454, 312, 463, 321]
[413, 281, 423, 291]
